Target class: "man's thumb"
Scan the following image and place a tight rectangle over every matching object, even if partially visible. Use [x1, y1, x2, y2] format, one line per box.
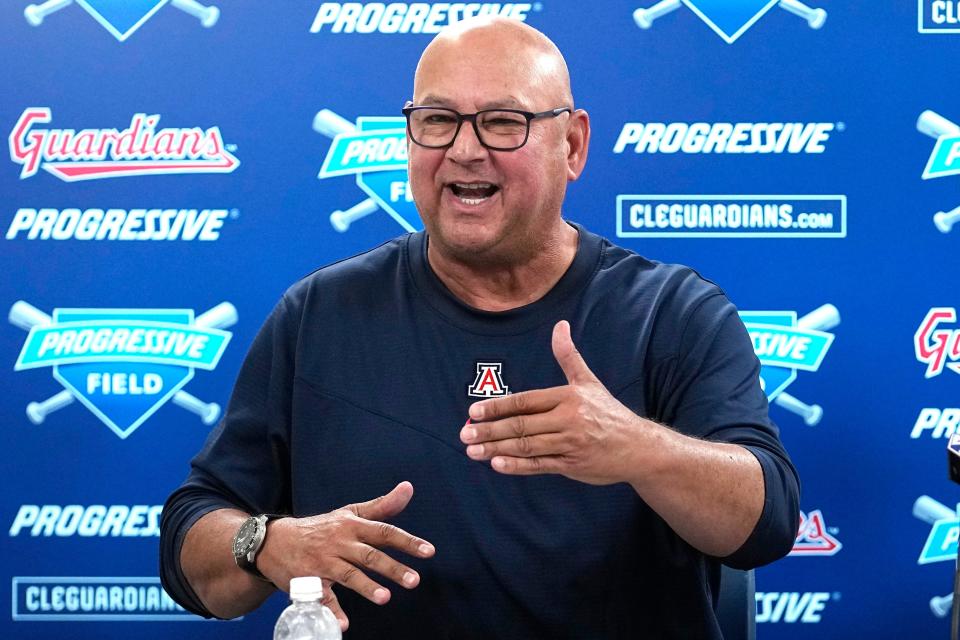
[350, 481, 413, 520]
[552, 320, 596, 384]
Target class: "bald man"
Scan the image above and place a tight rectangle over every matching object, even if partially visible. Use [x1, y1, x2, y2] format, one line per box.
[160, 17, 798, 639]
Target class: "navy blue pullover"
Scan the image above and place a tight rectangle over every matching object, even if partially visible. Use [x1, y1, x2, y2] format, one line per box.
[160, 223, 799, 639]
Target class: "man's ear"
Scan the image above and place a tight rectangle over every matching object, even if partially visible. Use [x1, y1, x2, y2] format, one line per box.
[565, 109, 590, 181]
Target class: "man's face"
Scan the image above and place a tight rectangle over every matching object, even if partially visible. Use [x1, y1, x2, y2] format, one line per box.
[408, 35, 575, 264]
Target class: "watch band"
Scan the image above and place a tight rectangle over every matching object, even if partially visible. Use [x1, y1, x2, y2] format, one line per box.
[233, 513, 282, 581]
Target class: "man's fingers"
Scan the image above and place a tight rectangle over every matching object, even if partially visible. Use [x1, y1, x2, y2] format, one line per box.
[551, 320, 598, 385]
[462, 411, 559, 446]
[490, 455, 564, 476]
[466, 432, 567, 460]
[355, 518, 436, 559]
[330, 559, 393, 605]
[351, 543, 421, 589]
[320, 580, 350, 632]
[348, 481, 414, 521]
[467, 386, 564, 423]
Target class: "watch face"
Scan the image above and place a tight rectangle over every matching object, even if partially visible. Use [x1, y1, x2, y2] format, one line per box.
[233, 518, 259, 556]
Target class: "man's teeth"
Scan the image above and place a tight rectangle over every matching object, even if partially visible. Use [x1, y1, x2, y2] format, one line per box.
[450, 183, 498, 204]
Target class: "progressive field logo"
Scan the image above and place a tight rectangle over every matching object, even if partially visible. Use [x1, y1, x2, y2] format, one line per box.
[10, 300, 235, 438]
[24, 0, 219, 41]
[310, 2, 536, 33]
[313, 109, 420, 232]
[633, 0, 826, 43]
[23, 0, 220, 42]
[917, 110, 960, 232]
[912, 495, 958, 618]
[740, 304, 839, 426]
[9, 108, 239, 182]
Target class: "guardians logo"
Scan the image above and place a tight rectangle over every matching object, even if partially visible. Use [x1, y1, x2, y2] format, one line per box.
[10, 300, 235, 439]
[313, 109, 420, 233]
[8, 108, 239, 182]
[739, 304, 838, 425]
[633, 0, 826, 43]
[23, 0, 219, 41]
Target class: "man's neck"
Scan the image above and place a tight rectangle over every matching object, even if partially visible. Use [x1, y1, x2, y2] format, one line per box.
[426, 222, 580, 312]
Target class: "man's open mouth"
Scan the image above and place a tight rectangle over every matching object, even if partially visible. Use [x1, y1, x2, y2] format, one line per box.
[448, 182, 500, 205]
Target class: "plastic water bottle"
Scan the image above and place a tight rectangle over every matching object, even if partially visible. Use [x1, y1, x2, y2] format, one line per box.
[273, 577, 342, 640]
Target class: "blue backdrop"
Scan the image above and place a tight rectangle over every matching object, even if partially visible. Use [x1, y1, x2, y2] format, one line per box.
[2, 1, 959, 637]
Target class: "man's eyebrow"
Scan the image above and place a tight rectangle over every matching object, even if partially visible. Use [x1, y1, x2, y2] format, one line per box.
[477, 96, 526, 110]
[416, 94, 452, 107]
[413, 95, 528, 110]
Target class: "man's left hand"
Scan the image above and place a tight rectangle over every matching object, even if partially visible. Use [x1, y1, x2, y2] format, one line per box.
[460, 320, 646, 485]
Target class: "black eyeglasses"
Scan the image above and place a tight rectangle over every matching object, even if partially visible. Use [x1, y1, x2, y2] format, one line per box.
[402, 101, 572, 151]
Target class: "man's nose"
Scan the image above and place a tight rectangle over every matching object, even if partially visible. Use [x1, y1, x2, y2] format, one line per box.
[446, 120, 488, 163]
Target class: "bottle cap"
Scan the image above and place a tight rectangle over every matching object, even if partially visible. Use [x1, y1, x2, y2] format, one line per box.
[289, 576, 324, 601]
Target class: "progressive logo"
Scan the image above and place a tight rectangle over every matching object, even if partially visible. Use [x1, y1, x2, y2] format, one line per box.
[310, 2, 535, 33]
[24, 0, 220, 41]
[613, 122, 836, 154]
[9, 108, 239, 182]
[313, 109, 420, 232]
[633, 0, 826, 44]
[755, 591, 835, 624]
[6, 208, 233, 241]
[10, 300, 235, 439]
[9, 505, 162, 537]
[740, 304, 839, 426]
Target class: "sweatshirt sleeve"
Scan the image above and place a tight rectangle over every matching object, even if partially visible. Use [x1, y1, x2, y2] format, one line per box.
[656, 287, 801, 570]
[159, 293, 300, 617]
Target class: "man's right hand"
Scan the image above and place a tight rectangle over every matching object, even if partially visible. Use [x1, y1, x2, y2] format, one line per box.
[257, 481, 435, 632]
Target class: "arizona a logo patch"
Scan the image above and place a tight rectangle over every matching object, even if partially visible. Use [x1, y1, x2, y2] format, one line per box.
[467, 362, 509, 398]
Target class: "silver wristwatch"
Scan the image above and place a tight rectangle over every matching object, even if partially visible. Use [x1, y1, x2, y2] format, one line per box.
[232, 514, 279, 581]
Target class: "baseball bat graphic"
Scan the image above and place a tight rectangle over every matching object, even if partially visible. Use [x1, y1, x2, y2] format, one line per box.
[778, 0, 827, 29]
[934, 205, 960, 234]
[170, 0, 219, 27]
[931, 593, 953, 618]
[913, 495, 955, 524]
[24, 0, 72, 26]
[633, 0, 682, 29]
[918, 110, 960, 140]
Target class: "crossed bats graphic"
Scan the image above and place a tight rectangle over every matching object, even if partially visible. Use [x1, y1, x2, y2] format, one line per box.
[918, 110, 960, 233]
[24, 0, 219, 28]
[913, 495, 958, 618]
[8, 300, 236, 427]
[633, 0, 826, 31]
